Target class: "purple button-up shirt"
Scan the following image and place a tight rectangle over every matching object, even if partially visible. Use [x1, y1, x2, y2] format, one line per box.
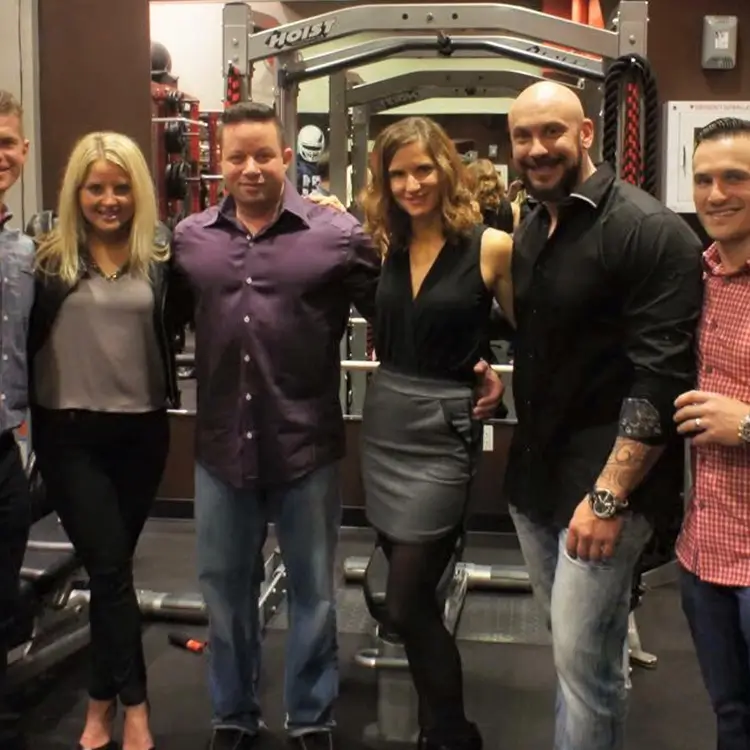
[172, 183, 380, 488]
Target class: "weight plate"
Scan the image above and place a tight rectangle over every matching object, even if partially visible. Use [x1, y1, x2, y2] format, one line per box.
[165, 161, 189, 202]
[164, 88, 183, 115]
[164, 121, 187, 155]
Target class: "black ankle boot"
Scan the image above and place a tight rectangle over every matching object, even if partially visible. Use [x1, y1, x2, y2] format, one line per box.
[417, 722, 483, 750]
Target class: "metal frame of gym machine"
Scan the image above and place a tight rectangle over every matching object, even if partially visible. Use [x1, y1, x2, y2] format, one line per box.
[221, 1, 654, 743]
[346, 68, 589, 206]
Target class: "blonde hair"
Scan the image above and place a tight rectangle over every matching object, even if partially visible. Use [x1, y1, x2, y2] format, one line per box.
[465, 159, 506, 212]
[359, 116, 480, 256]
[35, 131, 168, 285]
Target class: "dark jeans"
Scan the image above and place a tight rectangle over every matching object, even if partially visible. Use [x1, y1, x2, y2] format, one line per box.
[680, 566, 750, 750]
[31, 407, 169, 707]
[0, 431, 31, 746]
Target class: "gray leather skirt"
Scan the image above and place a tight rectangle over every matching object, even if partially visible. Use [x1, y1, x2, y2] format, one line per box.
[361, 367, 482, 543]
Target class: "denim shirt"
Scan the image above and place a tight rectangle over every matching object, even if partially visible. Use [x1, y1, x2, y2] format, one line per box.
[0, 212, 34, 434]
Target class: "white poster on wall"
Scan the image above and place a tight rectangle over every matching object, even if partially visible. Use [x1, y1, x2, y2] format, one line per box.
[149, 2, 281, 111]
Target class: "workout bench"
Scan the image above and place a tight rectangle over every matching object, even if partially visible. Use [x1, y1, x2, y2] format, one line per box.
[8, 453, 90, 689]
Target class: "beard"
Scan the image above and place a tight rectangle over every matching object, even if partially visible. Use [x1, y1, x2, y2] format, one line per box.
[519, 151, 582, 203]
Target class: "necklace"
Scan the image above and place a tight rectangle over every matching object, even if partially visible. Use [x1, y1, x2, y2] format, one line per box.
[87, 256, 129, 282]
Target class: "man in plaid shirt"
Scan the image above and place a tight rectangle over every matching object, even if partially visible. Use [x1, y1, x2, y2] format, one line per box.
[674, 117, 750, 750]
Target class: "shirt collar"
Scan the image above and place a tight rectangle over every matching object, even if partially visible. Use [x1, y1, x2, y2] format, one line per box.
[204, 178, 310, 229]
[702, 241, 750, 277]
[527, 162, 616, 223]
[567, 162, 616, 209]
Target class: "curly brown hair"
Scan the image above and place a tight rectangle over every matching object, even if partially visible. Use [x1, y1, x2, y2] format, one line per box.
[465, 158, 506, 212]
[359, 116, 480, 256]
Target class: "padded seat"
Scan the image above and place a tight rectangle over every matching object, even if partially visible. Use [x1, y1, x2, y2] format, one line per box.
[20, 547, 80, 598]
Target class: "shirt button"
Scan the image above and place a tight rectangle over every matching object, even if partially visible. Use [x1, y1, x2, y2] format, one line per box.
[2, 278, 7, 284]
[245, 431, 253, 439]
[245, 393, 252, 401]
[1, 355, 7, 361]
[2, 316, 7, 322]
[244, 354, 250, 362]
[0, 394, 5, 401]
[244, 315, 250, 323]
[705, 365, 713, 374]
[246, 277, 252, 285]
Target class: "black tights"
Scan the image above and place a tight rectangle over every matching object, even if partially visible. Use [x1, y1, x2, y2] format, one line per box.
[380, 529, 470, 738]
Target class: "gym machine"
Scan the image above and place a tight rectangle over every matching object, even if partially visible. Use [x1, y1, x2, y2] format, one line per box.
[222, 1, 647, 192]
[343, 67, 588, 215]
[216, 0, 655, 742]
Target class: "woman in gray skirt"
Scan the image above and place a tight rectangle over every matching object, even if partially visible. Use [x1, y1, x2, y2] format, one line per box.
[358, 116, 514, 750]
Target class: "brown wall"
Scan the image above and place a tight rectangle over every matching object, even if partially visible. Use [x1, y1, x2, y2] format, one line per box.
[649, 0, 748, 100]
[38, 0, 152, 210]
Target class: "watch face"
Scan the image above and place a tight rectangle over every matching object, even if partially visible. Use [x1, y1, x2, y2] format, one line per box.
[591, 491, 617, 518]
[742, 417, 750, 443]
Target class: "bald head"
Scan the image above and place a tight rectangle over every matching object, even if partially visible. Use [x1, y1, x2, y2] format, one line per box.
[508, 81, 595, 204]
[508, 81, 585, 129]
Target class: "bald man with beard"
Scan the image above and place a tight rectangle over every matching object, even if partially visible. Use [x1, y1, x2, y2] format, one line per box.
[502, 82, 704, 749]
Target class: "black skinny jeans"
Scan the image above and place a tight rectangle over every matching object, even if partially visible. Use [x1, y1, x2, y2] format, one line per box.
[31, 407, 169, 706]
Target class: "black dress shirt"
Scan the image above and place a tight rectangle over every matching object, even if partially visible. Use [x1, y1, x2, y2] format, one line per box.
[505, 164, 704, 527]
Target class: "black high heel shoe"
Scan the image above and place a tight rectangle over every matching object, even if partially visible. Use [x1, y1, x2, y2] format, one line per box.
[417, 722, 483, 750]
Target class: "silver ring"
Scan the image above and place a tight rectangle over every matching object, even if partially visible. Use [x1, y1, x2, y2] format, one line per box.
[695, 418, 702, 429]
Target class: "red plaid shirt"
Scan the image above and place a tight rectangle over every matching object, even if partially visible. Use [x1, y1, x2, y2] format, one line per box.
[676, 243, 750, 586]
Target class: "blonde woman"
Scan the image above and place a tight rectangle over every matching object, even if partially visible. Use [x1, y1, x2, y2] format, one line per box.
[465, 158, 519, 233]
[27, 132, 180, 750]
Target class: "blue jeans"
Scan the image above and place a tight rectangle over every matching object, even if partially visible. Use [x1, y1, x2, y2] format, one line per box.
[509, 506, 652, 750]
[194, 460, 342, 737]
[680, 566, 750, 750]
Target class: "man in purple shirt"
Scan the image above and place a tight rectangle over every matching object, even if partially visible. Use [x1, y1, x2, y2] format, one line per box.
[171, 102, 502, 750]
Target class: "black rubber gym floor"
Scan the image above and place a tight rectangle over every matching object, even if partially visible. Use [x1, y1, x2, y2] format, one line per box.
[20, 519, 714, 750]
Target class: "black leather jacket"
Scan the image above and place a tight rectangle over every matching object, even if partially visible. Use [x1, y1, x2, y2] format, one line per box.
[25, 212, 181, 409]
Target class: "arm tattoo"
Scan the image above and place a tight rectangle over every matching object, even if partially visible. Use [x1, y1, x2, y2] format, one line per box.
[596, 437, 664, 499]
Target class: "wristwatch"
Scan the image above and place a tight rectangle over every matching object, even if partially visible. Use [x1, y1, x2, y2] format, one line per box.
[739, 413, 750, 444]
[588, 489, 629, 520]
